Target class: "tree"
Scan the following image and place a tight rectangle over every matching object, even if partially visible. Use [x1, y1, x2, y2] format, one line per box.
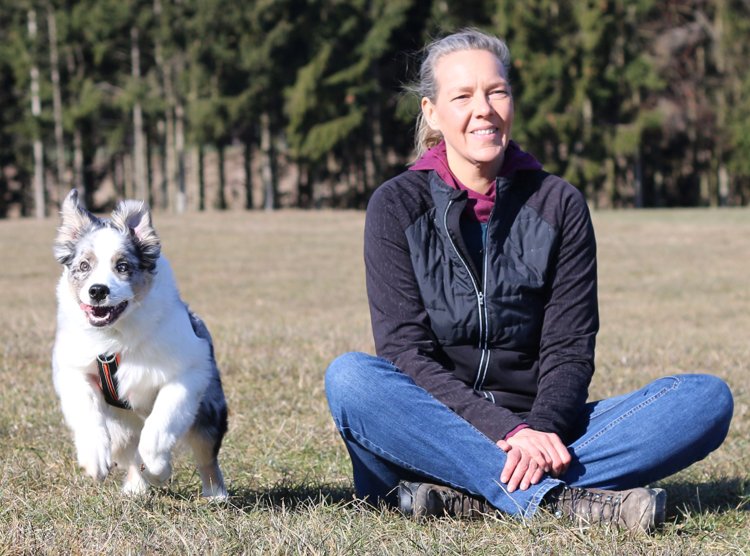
[28, 8, 47, 218]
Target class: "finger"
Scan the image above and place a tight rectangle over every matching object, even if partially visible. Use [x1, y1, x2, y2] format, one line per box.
[527, 434, 565, 476]
[507, 457, 533, 493]
[542, 446, 564, 476]
[549, 439, 572, 476]
[508, 436, 551, 472]
[500, 448, 520, 484]
[496, 439, 511, 452]
[531, 451, 550, 474]
[521, 465, 546, 491]
[516, 458, 541, 492]
[523, 444, 550, 473]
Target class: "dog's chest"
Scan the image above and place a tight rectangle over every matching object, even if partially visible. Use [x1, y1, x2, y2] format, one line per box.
[109, 361, 165, 413]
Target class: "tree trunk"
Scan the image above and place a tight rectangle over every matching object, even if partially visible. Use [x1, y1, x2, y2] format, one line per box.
[123, 152, 134, 199]
[157, 119, 168, 208]
[189, 144, 200, 211]
[146, 130, 154, 206]
[718, 163, 729, 206]
[634, 146, 643, 208]
[73, 128, 85, 205]
[216, 144, 227, 210]
[28, 10, 45, 218]
[260, 112, 277, 210]
[367, 95, 384, 194]
[296, 161, 313, 208]
[113, 153, 125, 198]
[198, 144, 206, 211]
[131, 26, 147, 200]
[153, 0, 177, 212]
[175, 94, 187, 213]
[244, 139, 253, 209]
[47, 4, 67, 201]
[163, 91, 176, 211]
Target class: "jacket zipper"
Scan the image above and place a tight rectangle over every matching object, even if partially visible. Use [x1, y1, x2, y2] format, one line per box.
[443, 199, 493, 400]
[478, 209, 494, 401]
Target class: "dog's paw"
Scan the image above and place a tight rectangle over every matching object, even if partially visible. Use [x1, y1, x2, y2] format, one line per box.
[75, 428, 112, 481]
[122, 465, 151, 496]
[204, 486, 228, 500]
[138, 452, 172, 486]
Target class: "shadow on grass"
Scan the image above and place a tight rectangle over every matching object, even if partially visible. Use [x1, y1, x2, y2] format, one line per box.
[223, 477, 750, 518]
[661, 477, 749, 519]
[226, 482, 357, 512]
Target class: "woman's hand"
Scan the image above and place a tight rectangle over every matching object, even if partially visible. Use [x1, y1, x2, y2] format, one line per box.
[495, 428, 571, 492]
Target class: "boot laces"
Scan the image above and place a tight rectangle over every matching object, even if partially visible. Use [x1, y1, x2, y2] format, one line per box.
[556, 487, 623, 525]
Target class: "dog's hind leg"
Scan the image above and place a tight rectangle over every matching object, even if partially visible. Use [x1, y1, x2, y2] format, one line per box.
[186, 429, 227, 499]
[187, 370, 228, 498]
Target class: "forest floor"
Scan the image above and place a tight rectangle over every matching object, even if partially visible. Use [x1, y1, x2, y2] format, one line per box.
[1, 208, 747, 554]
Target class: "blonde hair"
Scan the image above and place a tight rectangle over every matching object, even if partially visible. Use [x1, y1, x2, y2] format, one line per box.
[408, 28, 511, 159]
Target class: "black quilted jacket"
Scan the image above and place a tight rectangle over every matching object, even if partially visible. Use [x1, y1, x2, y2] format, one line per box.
[364, 168, 599, 442]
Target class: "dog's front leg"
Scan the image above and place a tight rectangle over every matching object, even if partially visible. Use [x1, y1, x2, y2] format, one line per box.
[138, 373, 205, 486]
[54, 365, 113, 481]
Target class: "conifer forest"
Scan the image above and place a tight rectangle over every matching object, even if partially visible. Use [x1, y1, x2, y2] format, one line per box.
[2, 0, 750, 217]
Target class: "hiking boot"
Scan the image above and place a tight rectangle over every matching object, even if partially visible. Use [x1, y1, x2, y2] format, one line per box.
[398, 481, 495, 518]
[545, 485, 666, 533]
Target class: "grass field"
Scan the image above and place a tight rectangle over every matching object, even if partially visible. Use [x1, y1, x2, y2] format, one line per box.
[0, 208, 748, 555]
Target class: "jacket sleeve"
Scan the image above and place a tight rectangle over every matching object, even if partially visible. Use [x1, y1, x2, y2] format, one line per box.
[526, 184, 598, 441]
[365, 181, 526, 441]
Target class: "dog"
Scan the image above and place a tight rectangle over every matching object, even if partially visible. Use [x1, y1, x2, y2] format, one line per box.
[51, 190, 228, 498]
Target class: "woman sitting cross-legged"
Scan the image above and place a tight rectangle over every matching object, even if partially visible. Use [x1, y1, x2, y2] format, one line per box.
[325, 28, 733, 534]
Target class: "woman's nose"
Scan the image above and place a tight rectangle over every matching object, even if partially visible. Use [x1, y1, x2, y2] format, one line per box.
[472, 93, 492, 115]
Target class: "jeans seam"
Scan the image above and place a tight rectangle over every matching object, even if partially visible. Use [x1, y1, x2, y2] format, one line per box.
[573, 376, 682, 452]
[522, 480, 561, 520]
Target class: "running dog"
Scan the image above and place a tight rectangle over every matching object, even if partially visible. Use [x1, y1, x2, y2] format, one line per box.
[52, 190, 228, 497]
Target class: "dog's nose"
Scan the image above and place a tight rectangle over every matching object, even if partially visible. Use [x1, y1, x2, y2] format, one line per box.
[88, 284, 109, 302]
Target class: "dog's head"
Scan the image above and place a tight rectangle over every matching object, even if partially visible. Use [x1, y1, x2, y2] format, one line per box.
[54, 190, 161, 328]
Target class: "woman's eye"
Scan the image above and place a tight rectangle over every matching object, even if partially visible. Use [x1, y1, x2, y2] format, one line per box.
[116, 262, 130, 273]
[79, 261, 90, 272]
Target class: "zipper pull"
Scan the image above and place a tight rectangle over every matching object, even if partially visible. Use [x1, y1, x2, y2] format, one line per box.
[478, 292, 485, 306]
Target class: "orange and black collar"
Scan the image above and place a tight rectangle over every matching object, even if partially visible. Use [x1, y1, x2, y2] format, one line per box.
[96, 353, 131, 410]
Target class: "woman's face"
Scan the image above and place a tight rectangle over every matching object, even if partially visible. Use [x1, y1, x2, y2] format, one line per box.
[422, 49, 514, 180]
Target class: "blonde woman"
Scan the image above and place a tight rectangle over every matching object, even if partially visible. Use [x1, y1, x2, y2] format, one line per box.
[325, 29, 733, 533]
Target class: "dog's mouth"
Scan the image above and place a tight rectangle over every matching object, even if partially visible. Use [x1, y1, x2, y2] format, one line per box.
[80, 301, 129, 327]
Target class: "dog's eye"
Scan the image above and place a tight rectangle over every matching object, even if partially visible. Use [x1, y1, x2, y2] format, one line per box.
[79, 261, 90, 272]
[115, 261, 130, 273]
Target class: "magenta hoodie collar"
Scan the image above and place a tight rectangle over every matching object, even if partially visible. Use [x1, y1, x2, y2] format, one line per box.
[409, 140, 543, 222]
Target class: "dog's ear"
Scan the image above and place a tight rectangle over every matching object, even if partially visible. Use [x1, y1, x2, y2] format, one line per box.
[54, 190, 99, 266]
[111, 200, 161, 271]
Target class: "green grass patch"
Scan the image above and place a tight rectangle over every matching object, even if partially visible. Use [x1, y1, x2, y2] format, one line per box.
[0, 209, 747, 554]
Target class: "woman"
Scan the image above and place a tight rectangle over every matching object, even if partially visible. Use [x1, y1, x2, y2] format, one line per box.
[325, 28, 733, 533]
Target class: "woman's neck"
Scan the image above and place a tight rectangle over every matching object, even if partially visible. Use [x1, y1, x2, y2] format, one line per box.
[446, 151, 503, 195]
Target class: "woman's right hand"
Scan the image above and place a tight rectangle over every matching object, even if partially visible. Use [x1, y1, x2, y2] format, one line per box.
[495, 428, 571, 492]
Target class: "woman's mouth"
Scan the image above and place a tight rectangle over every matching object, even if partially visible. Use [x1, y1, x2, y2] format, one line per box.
[471, 127, 497, 136]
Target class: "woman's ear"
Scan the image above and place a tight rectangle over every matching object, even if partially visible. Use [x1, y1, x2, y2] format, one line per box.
[421, 97, 439, 131]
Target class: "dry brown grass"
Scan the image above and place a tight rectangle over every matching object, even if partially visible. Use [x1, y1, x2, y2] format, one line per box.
[0, 208, 747, 555]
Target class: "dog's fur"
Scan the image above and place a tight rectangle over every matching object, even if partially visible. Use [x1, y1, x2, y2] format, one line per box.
[52, 190, 228, 497]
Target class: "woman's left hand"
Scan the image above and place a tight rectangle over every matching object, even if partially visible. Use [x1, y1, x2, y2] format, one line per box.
[496, 428, 571, 492]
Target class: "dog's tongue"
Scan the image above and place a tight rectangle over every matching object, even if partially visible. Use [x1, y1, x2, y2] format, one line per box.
[80, 303, 110, 317]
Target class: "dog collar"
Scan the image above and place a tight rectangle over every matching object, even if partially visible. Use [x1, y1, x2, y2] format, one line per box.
[96, 353, 131, 410]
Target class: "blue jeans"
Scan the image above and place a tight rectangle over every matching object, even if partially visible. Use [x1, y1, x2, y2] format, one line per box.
[325, 352, 733, 520]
